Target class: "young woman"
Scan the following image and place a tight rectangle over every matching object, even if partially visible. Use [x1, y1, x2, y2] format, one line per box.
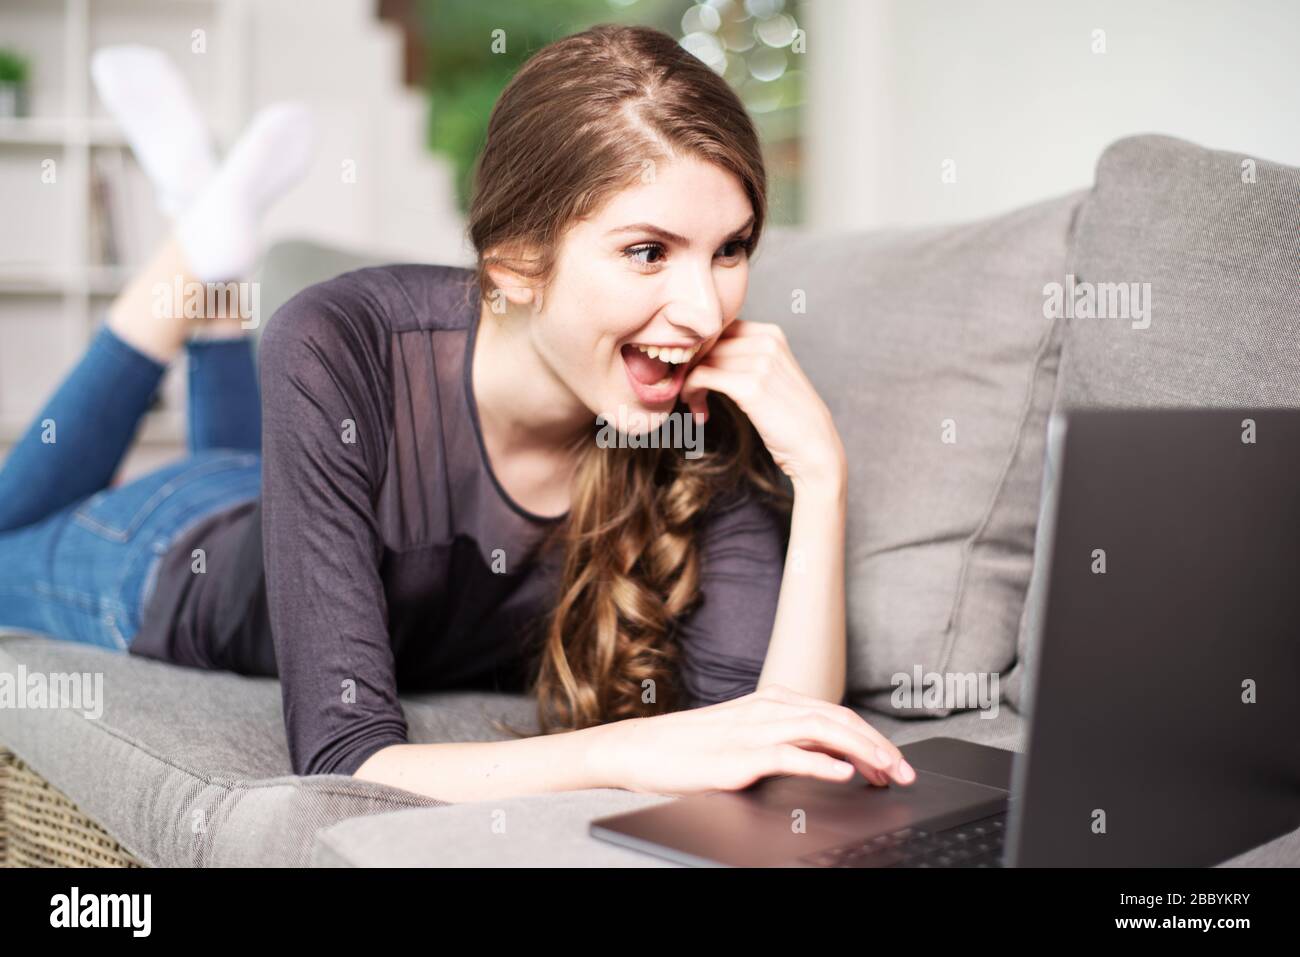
[0, 26, 916, 802]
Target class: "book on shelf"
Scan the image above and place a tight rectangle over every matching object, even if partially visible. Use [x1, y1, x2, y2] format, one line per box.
[88, 147, 165, 278]
[88, 150, 120, 268]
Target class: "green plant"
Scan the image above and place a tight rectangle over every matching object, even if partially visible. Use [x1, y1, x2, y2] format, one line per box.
[0, 49, 29, 86]
[417, 0, 805, 222]
[420, 0, 637, 212]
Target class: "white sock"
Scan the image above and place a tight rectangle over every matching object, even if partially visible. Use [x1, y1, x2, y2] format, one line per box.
[90, 45, 217, 218]
[176, 102, 316, 282]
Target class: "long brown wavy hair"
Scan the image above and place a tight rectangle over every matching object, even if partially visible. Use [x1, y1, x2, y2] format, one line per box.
[466, 24, 792, 736]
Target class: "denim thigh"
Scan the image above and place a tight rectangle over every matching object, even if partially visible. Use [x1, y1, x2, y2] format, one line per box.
[0, 449, 261, 651]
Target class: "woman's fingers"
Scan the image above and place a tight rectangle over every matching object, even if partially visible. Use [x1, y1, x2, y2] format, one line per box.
[684, 347, 803, 409]
[679, 360, 767, 423]
[684, 322, 844, 488]
[747, 687, 914, 784]
[762, 688, 906, 762]
[680, 364, 761, 407]
[755, 712, 914, 785]
[791, 741, 891, 786]
[698, 333, 787, 359]
[818, 706, 912, 778]
[714, 317, 781, 343]
[691, 353, 782, 375]
[753, 744, 857, 785]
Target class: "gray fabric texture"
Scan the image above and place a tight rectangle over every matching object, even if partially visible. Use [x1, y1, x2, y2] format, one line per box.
[7, 628, 1292, 867]
[1056, 135, 1300, 411]
[251, 238, 386, 337]
[1003, 134, 1300, 710]
[0, 629, 1027, 867]
[310, 785, 1300, 868]
[310, 697, 1300, 867]
[745, 191, 1083, 717]
[310, 705, 1028, 867]
[0, 633, 536, 866]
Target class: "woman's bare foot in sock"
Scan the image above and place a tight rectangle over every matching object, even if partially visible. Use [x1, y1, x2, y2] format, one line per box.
[94, 45, 316, 359]
[91, 45, 217, 218]
[177, 102, 317, 282]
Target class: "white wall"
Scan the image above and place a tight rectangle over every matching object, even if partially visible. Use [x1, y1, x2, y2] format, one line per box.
[243, 0, 471, 267]
[805, 0, 1300, 231]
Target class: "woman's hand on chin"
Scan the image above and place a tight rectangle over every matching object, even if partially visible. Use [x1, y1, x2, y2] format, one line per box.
[681, 319, 846, 493]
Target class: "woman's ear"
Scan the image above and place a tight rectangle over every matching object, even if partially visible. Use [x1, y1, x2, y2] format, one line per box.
[483, 244, 544, 312]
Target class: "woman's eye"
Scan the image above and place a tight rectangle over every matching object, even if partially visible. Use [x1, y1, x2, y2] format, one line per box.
[624, 238, 751, 269]
[625, 243, 666, 267]
[717, 238, 751, 260]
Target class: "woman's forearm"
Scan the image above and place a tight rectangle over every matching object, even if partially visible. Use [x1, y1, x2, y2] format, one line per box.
[352, 724, 615, 802]
[757, 470, 849, 704]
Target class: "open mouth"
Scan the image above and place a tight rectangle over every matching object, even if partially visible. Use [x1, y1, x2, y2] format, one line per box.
[619, 342, 700, 405]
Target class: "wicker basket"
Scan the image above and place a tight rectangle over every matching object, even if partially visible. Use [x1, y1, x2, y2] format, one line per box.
[0, 746, 144, 868]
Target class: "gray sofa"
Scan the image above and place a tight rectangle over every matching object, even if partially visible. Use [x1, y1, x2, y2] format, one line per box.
[2, 133, 1297, 867]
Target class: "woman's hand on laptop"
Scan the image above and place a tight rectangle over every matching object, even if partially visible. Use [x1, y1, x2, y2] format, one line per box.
[589, 684, 917, 796]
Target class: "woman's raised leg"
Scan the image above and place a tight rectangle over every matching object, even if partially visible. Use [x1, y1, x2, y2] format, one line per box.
[112, 235, 262, 454]
[0, 231, 248, 532]
[0, 241, 199, 532]
[185, 335, 262, 454]
[0, 48, 313, 529]
[0, 326, 163, 532]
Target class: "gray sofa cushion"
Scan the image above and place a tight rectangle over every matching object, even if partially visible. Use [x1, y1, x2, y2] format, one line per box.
[1003, 134, 1300, 710]
[312, 782, 1300, 868]
[3, 631, 1021, 866]
[13, 623, 1295, 867]
[745, 192, 1083, 717]
[1055, 134, 1300, 411]
[311, 705, 1030, 867]
[0, 633, 543, 866]
[252, 238, 386, 335]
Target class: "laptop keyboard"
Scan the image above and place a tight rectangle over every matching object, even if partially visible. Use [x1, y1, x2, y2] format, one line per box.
[798, 813, 1007, 868]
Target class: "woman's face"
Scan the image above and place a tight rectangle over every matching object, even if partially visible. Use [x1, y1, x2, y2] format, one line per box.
[525, 155, 756, 430]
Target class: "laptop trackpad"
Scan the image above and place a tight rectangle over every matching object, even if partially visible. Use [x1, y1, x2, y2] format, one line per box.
[743, 769, 1009, 840]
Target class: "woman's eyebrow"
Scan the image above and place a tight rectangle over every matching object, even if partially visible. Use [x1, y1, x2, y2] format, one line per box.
[606, 215, 756, 245]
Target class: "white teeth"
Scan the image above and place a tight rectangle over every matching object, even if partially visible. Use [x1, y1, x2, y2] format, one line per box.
[633, 343, 699, 364]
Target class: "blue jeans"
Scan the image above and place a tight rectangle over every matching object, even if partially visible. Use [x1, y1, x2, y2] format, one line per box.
[0, 324, 263, 651]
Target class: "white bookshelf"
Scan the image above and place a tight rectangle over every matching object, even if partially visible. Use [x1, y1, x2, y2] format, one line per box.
[2, 0, 468, 479]
[0, 0, 250, 470]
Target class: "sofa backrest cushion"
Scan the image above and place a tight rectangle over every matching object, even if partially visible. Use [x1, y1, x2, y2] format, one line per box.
[1004, 134, 1300, 711]
[1057, 134, 1300, 411]
[745, 191, 1083, 716]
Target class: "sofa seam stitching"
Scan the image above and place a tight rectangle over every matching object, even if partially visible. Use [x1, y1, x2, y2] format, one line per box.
[937, 300, 1066, 680]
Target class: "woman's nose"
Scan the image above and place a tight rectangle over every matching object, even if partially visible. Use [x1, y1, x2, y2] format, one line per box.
[663, 261, 725, 339]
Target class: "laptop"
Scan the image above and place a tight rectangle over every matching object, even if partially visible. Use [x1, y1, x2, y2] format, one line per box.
[591, 408, 1300, 867]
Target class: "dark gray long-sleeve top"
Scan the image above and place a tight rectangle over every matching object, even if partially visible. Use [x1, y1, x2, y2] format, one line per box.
[128, 264, 790, 778]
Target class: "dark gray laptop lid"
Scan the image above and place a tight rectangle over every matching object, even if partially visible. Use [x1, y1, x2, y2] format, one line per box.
[1007, 408, 1300, 867]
